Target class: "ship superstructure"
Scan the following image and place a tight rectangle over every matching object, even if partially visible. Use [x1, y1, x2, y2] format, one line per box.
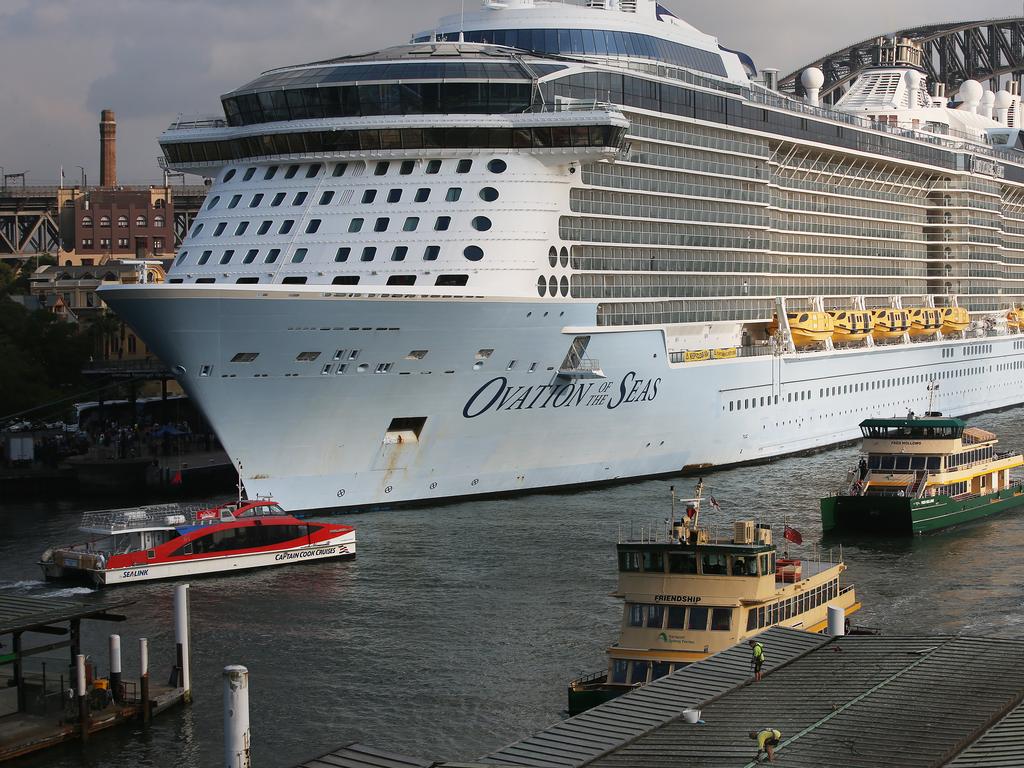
[103, 0, 1024, 511]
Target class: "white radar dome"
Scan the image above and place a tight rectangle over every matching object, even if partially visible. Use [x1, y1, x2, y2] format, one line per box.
[801, 67, 825, 90]
[958, 79, 984, 107]
[995, 90, 1014, 109]
[981, 90, 996, 106]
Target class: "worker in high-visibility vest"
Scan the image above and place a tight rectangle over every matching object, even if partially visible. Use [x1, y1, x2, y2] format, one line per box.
[749, 727, 782, 762]
[749, 638, 765, 682]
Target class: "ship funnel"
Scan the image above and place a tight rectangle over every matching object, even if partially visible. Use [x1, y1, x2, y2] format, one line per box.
[801, 67, 824, 108]
[763, 67, 779, 91]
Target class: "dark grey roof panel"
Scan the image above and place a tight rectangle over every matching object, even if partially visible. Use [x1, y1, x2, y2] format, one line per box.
[482, 627, 828, 767]
[944, 693, 1024, 766]
[295, 742, 435, 768]
[0, 593, 133, 634]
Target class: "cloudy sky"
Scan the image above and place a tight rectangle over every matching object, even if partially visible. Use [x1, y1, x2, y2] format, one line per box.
[0, 0, 1018, 183]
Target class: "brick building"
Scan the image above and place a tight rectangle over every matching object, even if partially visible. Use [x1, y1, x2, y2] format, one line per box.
[72, 188, 175, 261]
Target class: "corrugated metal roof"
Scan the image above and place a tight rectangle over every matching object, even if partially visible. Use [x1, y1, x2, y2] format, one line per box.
[0, 593, 133, 635]
[948, 698, 1024, 767]
[586, 635, 1024, 768]
[481, 627, 828, 767]
[295, 742, 435, 768]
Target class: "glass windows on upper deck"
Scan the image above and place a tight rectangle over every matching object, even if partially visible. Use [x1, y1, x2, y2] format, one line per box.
[860, 419, 966, 441]
[619, 547, 767, 576]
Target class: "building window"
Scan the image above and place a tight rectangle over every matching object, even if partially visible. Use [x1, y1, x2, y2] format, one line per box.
[361, 247, 376, 262]
[82, 239, 93, 248]
[100, 238, 111, 248]
[391, 246, 408, 261]
[154, 215, 165, 227]
[265, 248, 280, 264]
[457, 159, 473, 173]
[403, 217, 419, 232]
[319, 191, 335, 205]
[117, 215, 128, 228]
[335, 247, 351, 262]
[446, 188, 462, 202]
[279, 220, 294, 234]
[81, 216, 93, 227]
[305, 219, 321, 234]
[415, 188, 431, 203]
[292, 191, 307, 206]
[349, 218, 364, 233]
[435, 216, 451, 231]
[257, 220, 272, 235]
[424, 245, 440, 261]
[117, 238, 129, 248]
[292, 248, 307, 263]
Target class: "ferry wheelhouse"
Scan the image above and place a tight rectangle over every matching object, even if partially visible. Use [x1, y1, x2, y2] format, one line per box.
[568, 487, 859, 714]
[40, 500, 355, 586]
[822, 415, 1024, 534]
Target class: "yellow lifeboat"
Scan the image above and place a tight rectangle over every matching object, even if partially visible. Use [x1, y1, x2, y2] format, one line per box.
[1008, 308, 1024, 331]
[769, 312, 835, 348]
[828, 310, 874, 343]
[940, 306, 970, 334]
[871, 309, 911, 340]
[907, 308, 943, 338]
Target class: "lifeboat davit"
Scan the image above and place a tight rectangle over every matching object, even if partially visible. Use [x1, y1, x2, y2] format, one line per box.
[870, 309, 910, 340]
[907, 307, 943, 338]
[940, 306, 970, 334]
[828, 310, 874, 343]
[770, 312, 835, 347]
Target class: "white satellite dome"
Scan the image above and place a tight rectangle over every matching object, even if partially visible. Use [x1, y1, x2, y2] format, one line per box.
[995, 90, 1014, 109]
[801, 67, 825, 90]
[958, 79, 984, 109]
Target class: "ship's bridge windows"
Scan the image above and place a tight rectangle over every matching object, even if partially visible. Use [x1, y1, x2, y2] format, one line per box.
[400, 160, 415, 176]
[335, 247, 351, 262]
[415, 188, 431, 203]
[731, 554, 759, 577]
[362, 190, 377, 204]
[349, 218, 364, 233]
[249, 193, 264, 208]
[424, 245, 440, 261]
[318, 191, 334, 206]
[618, 550, 642, 572]
[668, 552, 697, 574]
[284, 165, 299, 179]
[446, 188, 462, 203]
[701, 552, 727, 575]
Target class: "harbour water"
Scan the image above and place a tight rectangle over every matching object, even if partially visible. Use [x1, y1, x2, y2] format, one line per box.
[3, 407, 1024, 767]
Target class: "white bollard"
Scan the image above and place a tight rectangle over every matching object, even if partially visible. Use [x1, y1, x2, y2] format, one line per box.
[139, 637, 151, 724]
[223, 665, 251, 768]
[76, 653, 87, 698]
[109, 634, 122, 703]
[76, 653, 89, 741]
[173, 584, 192, 700]
[828, 605, 846, 637]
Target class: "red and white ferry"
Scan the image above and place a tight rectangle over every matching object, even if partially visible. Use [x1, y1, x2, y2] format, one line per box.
[39, 499, 355, 586]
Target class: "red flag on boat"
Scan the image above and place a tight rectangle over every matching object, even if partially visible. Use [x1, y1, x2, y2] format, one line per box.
[171, 470, 182, 486]
[686, 506, 697, 519]
[783, 525, 803, 545]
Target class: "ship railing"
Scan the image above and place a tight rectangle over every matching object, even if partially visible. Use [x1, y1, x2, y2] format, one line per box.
[165, 114, 229, 131]
[79, 502, 211, 532]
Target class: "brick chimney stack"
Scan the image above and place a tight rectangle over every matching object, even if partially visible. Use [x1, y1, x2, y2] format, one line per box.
[99, 109, 117, 187]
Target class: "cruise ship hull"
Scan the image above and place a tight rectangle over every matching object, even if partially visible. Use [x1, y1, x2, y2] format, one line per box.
[105, 288, 1024, 512]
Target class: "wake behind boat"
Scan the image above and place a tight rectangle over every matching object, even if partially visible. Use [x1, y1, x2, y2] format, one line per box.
[39, 500, 355, 586]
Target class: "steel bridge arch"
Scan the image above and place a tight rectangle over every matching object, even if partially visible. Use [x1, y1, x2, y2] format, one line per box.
[779, 17, 1024, 103]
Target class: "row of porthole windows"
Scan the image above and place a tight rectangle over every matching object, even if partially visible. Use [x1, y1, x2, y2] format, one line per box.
[548, 245, 569, 268]
[537, 275, 570, 297]
[82, 215, 164, 228]
[173, 274, 470, 287]
[202, 185, 499, 215]
[218, 158, 507, 188]
[180, 242, 485, 267]
[189, 214, 489, 243]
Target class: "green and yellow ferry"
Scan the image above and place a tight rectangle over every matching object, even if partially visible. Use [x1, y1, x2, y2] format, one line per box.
[568, 485, 859, 715]
[821, 415, 1024, 535]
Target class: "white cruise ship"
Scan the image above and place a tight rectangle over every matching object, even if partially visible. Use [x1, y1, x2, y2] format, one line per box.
[103, 0, 1024, 512]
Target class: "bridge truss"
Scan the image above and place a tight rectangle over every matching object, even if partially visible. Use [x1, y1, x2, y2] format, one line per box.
[780, 17, 1024, 104]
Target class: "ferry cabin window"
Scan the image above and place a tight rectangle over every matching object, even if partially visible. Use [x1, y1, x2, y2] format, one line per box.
[611, 660, 629, 685]
[631, 661, 651, 685]
[668, 552, 697, 574]
[701, 552, 727, 575]
[731, 554, 759, 577]
[619, 551, 642, 572]
[687, 606, 709, 631]
[710, 608, 732, 631]
[667, 606, 686, 629]
[629, 604, 644, 627]
[177, 523, 309, 555]
[642, 550, 663, 572]
[646, 605, 665, 628]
